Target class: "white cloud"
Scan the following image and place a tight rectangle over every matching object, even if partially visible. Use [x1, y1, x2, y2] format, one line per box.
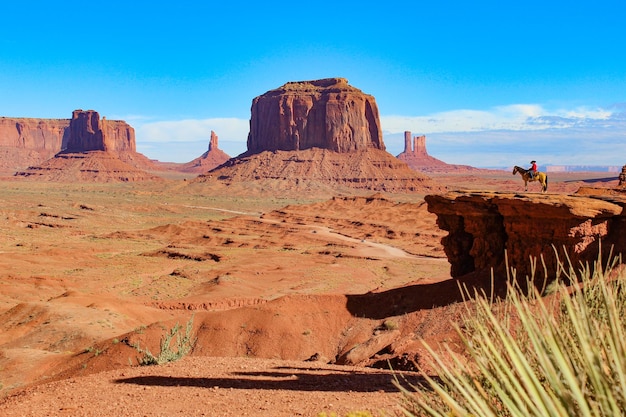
[135, 118, 249, 143]
[380, 104, 615, 134]
[382, 104, 626, 167]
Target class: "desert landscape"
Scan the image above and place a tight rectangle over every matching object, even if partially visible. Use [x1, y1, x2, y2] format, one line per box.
[0, 79, 624, 416]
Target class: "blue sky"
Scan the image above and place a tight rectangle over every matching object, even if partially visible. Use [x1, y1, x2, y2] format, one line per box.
[1, 1, 625, 168]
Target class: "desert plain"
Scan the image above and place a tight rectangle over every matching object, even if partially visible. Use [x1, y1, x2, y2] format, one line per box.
[0, 169, 619, 416]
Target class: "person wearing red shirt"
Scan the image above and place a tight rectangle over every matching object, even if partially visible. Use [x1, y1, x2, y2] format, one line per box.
[529, 160, 538, 179]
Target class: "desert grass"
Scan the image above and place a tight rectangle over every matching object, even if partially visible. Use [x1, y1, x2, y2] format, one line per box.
[134, 315, 197, 366]
[398, 246, 626, 417]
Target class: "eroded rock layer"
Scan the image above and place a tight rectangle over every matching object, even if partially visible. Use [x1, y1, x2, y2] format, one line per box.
[0, 118, 69, 171]
[65, 110, 135, 153]
[396, 131, 480, 173]
[246, 78, 384, 154]
[425, 191, 626, 282]
[180, 131, 230, 173]
[196, 148, 445, 193]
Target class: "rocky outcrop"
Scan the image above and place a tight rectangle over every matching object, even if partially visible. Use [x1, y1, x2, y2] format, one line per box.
[0, 111, 141, 174]
[180, 131, 230, 173]
[65, 110, 135, 153]
[397, 131, 479, 173]
[0, 118, 69, 172]
[195, 147, 445, 193]
[14, 151, 163, 182]
[195, 78, 445, 193]
[14, 110, 161, 182]
[425, 191, 626, 283]
[0, 117, 69, 150]
[246, 78, 384, 154]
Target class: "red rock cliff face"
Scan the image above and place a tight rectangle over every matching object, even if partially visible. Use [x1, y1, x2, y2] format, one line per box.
[0, 118, 69, 150]
[425, 191, 626, 283]
[246, 78, 384, 154]
[65, 110, 135, 153]
[0, 117, 70, 171]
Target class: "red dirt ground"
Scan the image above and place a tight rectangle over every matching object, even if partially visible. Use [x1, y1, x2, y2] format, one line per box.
[0, 169, 618, 416]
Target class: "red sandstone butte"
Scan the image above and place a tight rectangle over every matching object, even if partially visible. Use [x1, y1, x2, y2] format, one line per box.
[14, 110, 161, 182]
[396, 131, 478, 173]
[65, 110, 135, 153]
[0, 117, 69, 172]
[246, 77, 384, 154]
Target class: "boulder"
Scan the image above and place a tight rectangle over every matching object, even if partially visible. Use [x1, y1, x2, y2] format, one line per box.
[425, 191, 626, 283]
[246, 78, 384, 154]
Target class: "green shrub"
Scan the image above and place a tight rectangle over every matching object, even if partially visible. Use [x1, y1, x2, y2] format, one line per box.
[135, 315, 197, 366]
[398, 247, 626, 417]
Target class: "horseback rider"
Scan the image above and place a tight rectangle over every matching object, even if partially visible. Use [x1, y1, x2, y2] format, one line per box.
[528, 160, 537, 179]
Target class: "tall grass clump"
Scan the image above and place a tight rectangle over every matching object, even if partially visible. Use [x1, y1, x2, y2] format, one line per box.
[398, 247, 626, 417]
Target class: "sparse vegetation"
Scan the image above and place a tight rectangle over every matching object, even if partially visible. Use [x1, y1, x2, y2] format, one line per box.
[84, 346, 103, 356]
[382, 320, 398, 331]
[397, 247, 626, 416]
[134, 315, 197, 366]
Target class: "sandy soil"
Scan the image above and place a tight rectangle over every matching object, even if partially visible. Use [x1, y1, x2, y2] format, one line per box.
[0, 169, 619, 416]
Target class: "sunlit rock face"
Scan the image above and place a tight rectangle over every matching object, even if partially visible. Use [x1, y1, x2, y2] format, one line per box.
[425, 191, 626, 282]
[246, 78, 384, 154]
[65, 110, 135, 153]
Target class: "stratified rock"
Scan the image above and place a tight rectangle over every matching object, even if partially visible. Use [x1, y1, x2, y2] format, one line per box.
[15, 110, 161, 182]
[195, 78, 445, 193]
[0, 117, 69, 172]
[396, 131, 479, 173]
[425, 191, 626, 283]
[195, 148, 444, 193]
[246, 78, 384, 154]
[65, 110, 135, 152]
[181, 131, 231, 173]
[14, 151, 163, 182]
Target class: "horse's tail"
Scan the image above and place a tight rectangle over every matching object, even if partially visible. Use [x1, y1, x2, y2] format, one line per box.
[544, 175, 549, 192]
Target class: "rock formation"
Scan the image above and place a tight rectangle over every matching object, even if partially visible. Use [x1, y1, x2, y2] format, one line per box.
[180, 130, 231, 173]
[196, 78, 444, 193]
[396, 131, 478, 173]
[197, 147, 444, 193]
[246, 77, 384, 154]
[65, 110, 135, 153]
[0, 117, 69, 172]
[14, 110, 161, 182]
[425, 191, 626, 284]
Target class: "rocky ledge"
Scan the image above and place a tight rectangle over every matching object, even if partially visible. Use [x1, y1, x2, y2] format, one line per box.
[425, 190, 626, 284]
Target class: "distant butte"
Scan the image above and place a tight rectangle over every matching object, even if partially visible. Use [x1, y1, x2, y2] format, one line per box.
[0, 117, 69, 173]
[396, 131, 480, 173]
[180, 130, 230, 173]
[195, 78, 445, 193]
[14, 110, 161, 182]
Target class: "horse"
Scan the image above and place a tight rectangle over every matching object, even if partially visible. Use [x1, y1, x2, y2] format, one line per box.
[512, 166, 548, 192]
